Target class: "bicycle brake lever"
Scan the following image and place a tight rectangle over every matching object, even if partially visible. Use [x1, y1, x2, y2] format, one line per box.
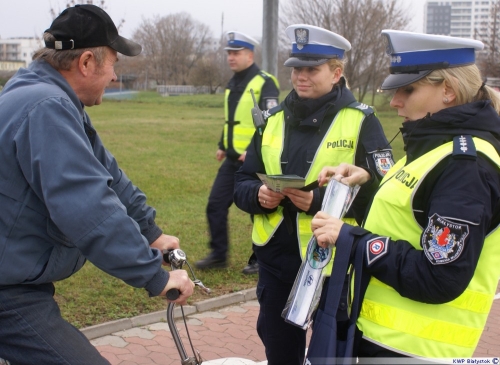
[193, 279, 211, 295]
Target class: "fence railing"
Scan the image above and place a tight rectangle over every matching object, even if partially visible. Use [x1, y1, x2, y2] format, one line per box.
[156, 85, 214, 96]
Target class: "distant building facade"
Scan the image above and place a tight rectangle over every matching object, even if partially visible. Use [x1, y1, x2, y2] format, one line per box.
[424, 1, 499, 38]
[0, 37, 43, 70]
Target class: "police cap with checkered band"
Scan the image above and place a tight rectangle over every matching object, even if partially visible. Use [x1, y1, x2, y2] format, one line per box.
[283, 24, 351, 67]
[381, 30, 484, 90]
[224, 31, 259, 51]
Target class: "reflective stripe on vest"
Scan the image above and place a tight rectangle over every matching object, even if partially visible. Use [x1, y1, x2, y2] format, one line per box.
[224, 72, 279, 154]
[252, 107, 366, 275]
[359, 137, 500, 358]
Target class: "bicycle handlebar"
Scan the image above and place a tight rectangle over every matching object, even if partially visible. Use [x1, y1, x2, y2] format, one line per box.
[163, 249, 182, 301]
[163, 249, 204, 364]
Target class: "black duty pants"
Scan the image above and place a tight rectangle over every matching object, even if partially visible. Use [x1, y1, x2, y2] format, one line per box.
[256, 266, 306, 365]
[206, 158, 242, 259]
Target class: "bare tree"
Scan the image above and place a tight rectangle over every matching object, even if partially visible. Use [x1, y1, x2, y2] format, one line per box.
[49, 0, 125, 29]
[133, 13, 212, 86]
[476, 0, 500, 78]
[280, 0, 410, 102]
[189, 45, 232, 94]
[112, 54, 147, 89]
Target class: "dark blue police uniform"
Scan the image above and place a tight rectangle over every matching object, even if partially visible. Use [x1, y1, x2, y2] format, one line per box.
[233, 22, 395, 364]
[234, 78, 393, 364]
[205, 63, 279, 263]
[196, 30, 280, 271]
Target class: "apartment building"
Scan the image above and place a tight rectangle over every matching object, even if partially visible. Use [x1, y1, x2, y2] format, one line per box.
[424, 0, 499, 40]
[0, 37, 42, 71]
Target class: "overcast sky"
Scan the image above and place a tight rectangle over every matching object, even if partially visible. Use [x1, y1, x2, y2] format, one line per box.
[0, 0, 428, 41]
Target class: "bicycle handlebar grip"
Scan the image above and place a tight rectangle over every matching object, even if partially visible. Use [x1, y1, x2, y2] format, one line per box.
[163, 250, 173, 264]
[166, 288, 180, 301]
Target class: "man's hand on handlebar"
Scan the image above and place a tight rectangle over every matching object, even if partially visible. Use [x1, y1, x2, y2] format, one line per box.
[150, 234, 181, 266]
[161, 270, 195, 305]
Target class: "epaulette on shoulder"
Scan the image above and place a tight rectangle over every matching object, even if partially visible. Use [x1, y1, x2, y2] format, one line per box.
[452, 135, 477, 160]
[262, 104, 283, 120]
[347, 101, 375, 116]
[259, 71, 270, 79]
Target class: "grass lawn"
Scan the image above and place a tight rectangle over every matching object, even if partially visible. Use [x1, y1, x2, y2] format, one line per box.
[53, 90, 405, 328]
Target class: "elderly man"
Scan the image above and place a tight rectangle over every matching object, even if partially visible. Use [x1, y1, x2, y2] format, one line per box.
[0, 5, 193, 364]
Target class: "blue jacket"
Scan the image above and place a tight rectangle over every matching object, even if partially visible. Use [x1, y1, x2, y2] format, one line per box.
[0, 60, 169, 296]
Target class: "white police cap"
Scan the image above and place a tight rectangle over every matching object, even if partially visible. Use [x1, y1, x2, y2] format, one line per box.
[284, 24, 351, 67]
[224, 31, 259, 51]
[381, 30, 484, 90]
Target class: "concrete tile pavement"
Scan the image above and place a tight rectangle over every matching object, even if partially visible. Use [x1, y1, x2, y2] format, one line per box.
[88, 284, 500, 365]
[90, 299, 275, 365]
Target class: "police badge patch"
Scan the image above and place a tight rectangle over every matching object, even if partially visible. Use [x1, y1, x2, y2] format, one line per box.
[295, 28, 309, 50]
[265, 98, 278, 110]
[422, 213, 469, 265]
[372, 151, 394, 176]
[366, 237, 389, 266]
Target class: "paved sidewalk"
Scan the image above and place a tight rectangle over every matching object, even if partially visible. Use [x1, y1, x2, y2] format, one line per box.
[88, 284, 500, 365]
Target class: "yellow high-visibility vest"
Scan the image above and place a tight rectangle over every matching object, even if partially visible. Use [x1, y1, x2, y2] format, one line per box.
[252, 106, 367, 275]
[359, 137, 500, 358]
[223, 72, 279, 155]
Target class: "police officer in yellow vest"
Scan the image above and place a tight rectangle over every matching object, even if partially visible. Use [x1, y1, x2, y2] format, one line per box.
[196, 31, 279, 271]
[233, 24, 394, 365]
[312, 30, 500, 361]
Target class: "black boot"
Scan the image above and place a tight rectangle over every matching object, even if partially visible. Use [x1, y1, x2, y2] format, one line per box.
[241, 253, 259, 275]
[195, 253, 227, 270]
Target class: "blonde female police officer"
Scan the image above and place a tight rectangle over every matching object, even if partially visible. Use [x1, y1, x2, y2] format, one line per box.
[312, 30, 500, 360]
[233, 24, 394, 365]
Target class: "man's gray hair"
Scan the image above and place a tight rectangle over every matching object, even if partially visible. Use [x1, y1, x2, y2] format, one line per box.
[32, 33, 108, 71]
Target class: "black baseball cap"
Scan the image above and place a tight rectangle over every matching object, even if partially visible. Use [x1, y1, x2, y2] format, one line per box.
[44, 4, 142, 57]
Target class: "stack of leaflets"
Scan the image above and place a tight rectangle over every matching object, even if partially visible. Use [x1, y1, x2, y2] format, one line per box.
[256, 173, 305, 193]
[281, 179, 360, 329]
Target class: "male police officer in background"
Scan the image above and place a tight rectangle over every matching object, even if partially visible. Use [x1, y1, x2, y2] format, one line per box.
[0, 5, 193, 364]
[195, 31, 280, 273]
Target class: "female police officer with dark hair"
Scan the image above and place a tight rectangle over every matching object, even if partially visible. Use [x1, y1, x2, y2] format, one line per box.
[233, 24, 394, 365]
[312, 30, 500, 360]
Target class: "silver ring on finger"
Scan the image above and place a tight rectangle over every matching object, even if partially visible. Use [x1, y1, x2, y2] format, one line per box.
[264, 200, 267, 205]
